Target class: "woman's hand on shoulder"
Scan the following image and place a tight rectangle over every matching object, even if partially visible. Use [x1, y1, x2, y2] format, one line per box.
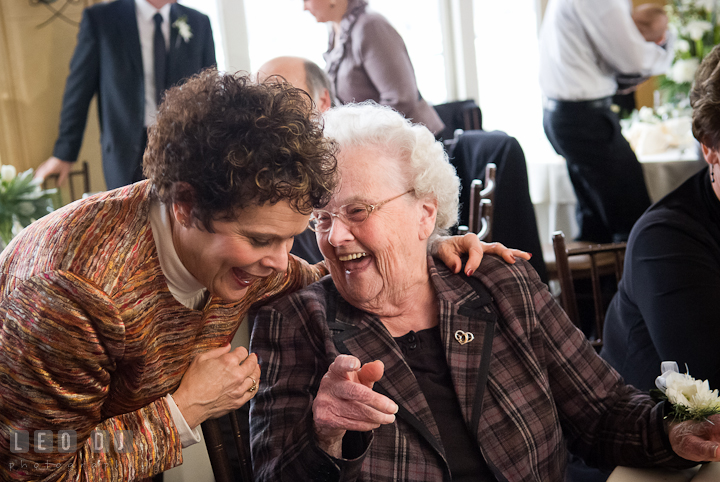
[433, 234, 531, 276]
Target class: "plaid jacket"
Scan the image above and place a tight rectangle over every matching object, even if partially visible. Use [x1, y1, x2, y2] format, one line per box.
[249, 256, 692, 481]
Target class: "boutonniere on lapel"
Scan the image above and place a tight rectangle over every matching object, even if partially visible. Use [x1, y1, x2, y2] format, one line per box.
[172, 15, 193, 43]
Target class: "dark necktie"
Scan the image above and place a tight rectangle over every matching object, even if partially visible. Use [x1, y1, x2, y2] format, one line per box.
[153, 13, 167, 106]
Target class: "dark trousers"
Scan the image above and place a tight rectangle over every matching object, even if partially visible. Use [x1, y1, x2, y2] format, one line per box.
[543, 102, 650, 243]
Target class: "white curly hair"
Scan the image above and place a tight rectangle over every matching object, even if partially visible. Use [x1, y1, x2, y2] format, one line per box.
[322, 102, 460, 240]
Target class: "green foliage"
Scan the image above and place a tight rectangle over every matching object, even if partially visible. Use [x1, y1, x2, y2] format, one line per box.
[0, 167, 55, 247]
[657, 74, 692, 105]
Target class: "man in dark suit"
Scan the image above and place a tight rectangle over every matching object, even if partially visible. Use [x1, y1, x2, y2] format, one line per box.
[36, 0, 215, 190]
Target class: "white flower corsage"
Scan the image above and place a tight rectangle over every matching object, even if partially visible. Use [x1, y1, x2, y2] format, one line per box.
[173, 16, 193, 43]
[654, 361, 720, 422]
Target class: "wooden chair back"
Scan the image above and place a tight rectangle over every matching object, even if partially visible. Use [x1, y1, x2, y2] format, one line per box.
[201, 411, 253, 482]
[434, 99, 483, 145]
[458, 163, 496, 241]
[552, 231, 627, 351]
[42, 160, 91, 205]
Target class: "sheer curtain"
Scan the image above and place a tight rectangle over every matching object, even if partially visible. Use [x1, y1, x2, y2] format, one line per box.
[240, 0, 446, 103]
[367, 0, 447, 105]
[473, 0, 556, 165]
[178, 0, 227, 71]
[243, 1, 327, 71]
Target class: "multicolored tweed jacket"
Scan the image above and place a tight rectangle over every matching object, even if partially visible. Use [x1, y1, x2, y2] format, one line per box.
[0, 181, 322, 481]
[249, 256, 695, 482]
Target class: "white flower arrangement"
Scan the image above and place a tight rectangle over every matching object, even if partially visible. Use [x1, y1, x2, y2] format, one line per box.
[685, 19, 714, 41]
[638, 106, 662, 124]
[661, 0, 720, 105]
[172, 16, 193, 43]
[654, 362, 720, 422]
[669, 57, 701, 84]
[620, 105, 695, 156]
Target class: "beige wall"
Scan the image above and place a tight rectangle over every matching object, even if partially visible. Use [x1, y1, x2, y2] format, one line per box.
[0, 0, 106, 198]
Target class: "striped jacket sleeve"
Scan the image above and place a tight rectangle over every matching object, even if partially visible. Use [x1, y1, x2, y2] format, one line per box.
[0, 272, 182, 482]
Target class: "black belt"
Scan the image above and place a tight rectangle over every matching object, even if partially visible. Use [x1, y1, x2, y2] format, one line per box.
[543, 97, 613, 112]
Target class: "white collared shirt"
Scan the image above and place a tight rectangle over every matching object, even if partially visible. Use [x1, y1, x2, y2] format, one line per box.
[149, 199, 207, 310]
[149, 199, 206, 447]
[539, 0, 675, 101]
[135, 0, 171, 127]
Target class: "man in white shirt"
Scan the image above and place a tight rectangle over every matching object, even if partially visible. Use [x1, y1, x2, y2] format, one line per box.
[36, 0, 215, 190]
[539, 0, 673, 243]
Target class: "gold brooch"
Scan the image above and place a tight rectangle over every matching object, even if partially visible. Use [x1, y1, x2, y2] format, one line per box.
[455, 330, 474, 345]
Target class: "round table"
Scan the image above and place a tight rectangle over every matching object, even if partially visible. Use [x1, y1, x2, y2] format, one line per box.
[529, 147, 706, 243]
[609, 463, 720, 482]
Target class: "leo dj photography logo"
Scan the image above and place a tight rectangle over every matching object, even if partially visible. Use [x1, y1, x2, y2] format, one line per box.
[10, 430, 134, 454]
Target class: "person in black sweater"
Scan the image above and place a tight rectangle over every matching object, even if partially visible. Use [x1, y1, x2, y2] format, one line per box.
[601, 44, 720, 392]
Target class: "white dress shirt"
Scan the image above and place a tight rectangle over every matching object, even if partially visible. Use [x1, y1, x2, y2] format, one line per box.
[149, 199, 206, 448]
[135, 0, 171, 127]
[539, 0, 675, 101]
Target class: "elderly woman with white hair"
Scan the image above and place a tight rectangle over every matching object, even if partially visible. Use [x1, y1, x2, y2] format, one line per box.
[249, 103, 720, 482]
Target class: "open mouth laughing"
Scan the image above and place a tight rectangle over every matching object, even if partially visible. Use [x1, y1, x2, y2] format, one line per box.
[338, 252, 368, 262]
[337, 251, 371, 274]
[232, 268, 263, 288]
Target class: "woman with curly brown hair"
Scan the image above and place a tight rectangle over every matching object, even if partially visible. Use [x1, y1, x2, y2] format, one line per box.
[0, 69, 522, 481]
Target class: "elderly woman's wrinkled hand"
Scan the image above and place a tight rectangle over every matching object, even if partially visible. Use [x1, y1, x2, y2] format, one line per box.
[434, 234, 531, 276]
[172, 344, 261, 429]
[313, 355, 398, 457]
[669, 414, 720, 461]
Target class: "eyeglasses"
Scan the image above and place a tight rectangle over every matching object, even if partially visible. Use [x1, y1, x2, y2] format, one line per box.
[308, 189, 414, 233]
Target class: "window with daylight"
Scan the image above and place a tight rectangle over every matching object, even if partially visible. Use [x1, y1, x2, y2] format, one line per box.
[214, 0, 555, 164]
[241, 0, 447, 104]
[473, 0, 556, 164]
[179, 0, 227, 71]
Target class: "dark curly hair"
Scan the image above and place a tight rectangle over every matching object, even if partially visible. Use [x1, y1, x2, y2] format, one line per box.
[691, 44, 720, 150]
[144, 68, 338, 231]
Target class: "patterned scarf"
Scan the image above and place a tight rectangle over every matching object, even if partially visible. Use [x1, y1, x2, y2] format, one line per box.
[323, 0, 368, 88]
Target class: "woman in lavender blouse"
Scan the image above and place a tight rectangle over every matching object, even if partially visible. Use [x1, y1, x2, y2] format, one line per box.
[304, 0, 445, 136]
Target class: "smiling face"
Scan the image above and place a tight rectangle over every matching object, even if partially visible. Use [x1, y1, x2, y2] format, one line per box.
[173, 200, 310, 302]
[317, 145, 437, 315]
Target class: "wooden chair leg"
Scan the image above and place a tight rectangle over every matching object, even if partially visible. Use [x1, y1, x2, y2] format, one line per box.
[201, 419, 234, 482]
[229, 411, 253, 482]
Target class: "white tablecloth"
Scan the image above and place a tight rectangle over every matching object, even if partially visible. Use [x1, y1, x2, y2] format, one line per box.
[609, 462, 720, 482]
[530, 148, 706, 243]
